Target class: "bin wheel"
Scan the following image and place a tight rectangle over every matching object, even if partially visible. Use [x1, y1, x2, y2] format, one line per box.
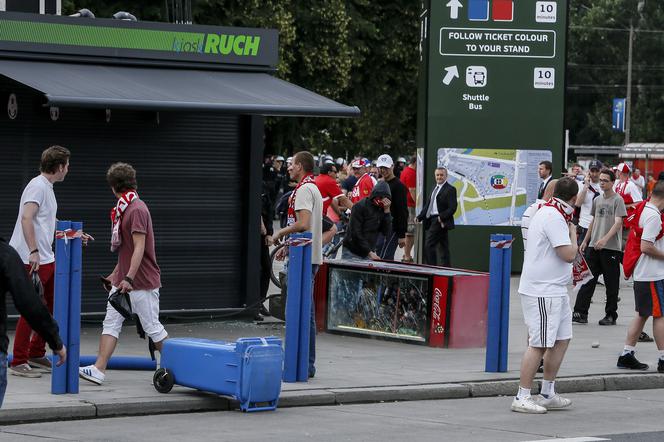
[153, 368, 174, 393]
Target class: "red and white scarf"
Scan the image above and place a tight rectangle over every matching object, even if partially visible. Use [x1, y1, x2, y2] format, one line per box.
[543, 197, 574, 223]
[110, 190, 138, 252]
[287, 174, 315, 226]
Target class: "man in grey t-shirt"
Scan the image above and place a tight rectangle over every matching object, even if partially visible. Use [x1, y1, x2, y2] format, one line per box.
[573, 169, 627, 325]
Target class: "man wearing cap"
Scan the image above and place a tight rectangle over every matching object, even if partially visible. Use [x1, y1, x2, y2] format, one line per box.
[350, 159, 376, 204]
[615, 163, 643, 247]
[342, 159, 360, 195]
[575, 160, 602, 245]
[417, 167, 457, 267]
[375, 154, 409, 261]
[394, 157, 407, 178]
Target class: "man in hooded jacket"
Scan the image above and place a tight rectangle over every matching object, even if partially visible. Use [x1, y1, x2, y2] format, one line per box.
[342, 181, 393, 260]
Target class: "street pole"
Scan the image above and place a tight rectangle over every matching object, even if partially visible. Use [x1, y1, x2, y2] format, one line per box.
[625, 22, 634, 146]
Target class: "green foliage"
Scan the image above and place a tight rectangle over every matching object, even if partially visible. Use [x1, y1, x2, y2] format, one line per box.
[568, 0, 664, 145]
[63, 0, 419, 159]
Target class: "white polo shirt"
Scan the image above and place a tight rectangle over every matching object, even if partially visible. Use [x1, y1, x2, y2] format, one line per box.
[633, 202, 664, 282]
[9, 175, 57, 265]
[518, 206, 572, 297]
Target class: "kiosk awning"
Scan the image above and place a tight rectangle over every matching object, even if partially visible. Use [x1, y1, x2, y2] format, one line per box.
[0, 60, 360, 117]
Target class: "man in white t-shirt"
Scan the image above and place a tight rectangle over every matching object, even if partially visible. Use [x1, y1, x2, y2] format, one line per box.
[574, 160, 602, 245]
[630, 168, 645, 197]
[616, 180, 664, 372]
[9, 146, 69, 378]
[274, 151, 323, 379]
[512, 177, 579, 414]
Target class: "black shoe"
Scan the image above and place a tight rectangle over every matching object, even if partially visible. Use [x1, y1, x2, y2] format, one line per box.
[253, 313, 264, 322]
[598, 316, 616, 326]
[639, 332, 654, 343]
[617, 352, 649, 370]
[537, 358, 544, 373]
[259, 305, 272, 317]
[572, 312, 588, 324]
[658, 359, 664, 373]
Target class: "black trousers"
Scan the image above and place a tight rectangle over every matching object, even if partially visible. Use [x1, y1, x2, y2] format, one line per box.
[573, 247, 621, 319]
[424, 218, 450, 267]
[258, 235, 271, 314]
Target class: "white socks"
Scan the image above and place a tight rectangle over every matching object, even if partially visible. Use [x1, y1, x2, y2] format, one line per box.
[540, 380, 555, 398]
[622, 345, 636, 356]
[516, 386, 531, 400]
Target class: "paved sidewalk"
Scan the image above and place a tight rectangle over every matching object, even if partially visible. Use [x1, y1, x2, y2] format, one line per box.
[2, 276, 663, 424]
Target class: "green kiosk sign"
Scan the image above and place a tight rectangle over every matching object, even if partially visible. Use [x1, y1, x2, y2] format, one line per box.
[0, 12, 278, 67]
[417, 0, 568, 270]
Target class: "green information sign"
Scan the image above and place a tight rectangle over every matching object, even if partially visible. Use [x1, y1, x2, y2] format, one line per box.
[417, 0, 568, 271]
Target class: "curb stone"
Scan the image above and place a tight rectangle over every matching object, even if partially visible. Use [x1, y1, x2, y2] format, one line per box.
[2, 374, 664, 425]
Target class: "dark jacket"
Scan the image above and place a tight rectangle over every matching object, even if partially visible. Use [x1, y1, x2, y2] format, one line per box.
[343, 181, 393, 257]
[385, 176, 409, 238]
[0, 238, 63, 354]
[417, 181, 458, 230]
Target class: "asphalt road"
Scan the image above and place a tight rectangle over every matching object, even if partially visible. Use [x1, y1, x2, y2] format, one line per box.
[2, 388, 664, 441]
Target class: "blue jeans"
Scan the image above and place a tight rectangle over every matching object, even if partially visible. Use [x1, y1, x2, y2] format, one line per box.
[309, 265, 319, 378]
[0, 352, 7, 408]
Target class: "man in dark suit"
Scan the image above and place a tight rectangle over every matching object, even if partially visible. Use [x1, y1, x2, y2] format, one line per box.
[537, 160, 553, 200]
[417, 167, 458, 267]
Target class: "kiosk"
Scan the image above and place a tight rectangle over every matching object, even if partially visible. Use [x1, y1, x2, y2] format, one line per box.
[0, 12, 359, 314]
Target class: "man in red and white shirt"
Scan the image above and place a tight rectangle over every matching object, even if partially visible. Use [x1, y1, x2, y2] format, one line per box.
[350, 159, 376, 204]
[614, 162, 643, 211]
[315, 163, 353, 216]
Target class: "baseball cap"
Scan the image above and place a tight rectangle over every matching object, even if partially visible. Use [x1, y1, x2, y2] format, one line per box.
[616, 162, 631, 174]
[397, 157, 407, 163]
[350, 159, 363, 168]
[588, 159, 602, 170]
[376, 154, 394, 168]
[275, 155, 285, 162]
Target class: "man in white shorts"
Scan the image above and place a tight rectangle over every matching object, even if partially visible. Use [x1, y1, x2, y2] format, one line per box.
[80, 163, 168, 385]
[512, 177, 579, 414]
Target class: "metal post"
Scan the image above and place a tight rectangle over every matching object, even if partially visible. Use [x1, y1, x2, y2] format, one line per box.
[499, 234, 513, 372]
[67, 221, 82, 393]
[625, 22, 634, 145]
[52, 221, 71, 394]
[297, 234, 312, 382]
[485, 234, 504, 372]
[282, 233, 313, 383]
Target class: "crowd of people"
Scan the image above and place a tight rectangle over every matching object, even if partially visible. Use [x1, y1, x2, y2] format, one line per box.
[514, 159, 664, 414]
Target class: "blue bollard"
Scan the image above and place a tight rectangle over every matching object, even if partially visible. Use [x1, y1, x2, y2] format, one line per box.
[283, 235, 303, 383]
[296, 234, 312, 382]
[67, 221, 83, 393]
[499, 234, 513, 372]
[485, 234, 504, 373]
[52, 220, 72, 394]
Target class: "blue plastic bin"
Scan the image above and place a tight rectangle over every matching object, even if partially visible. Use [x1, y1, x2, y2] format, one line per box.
[154, 337, 283, 412]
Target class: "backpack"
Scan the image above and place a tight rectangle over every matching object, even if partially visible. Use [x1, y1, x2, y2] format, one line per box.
[622, 201, 664, 279]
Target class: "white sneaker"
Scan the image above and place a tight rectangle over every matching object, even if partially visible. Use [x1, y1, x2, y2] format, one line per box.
[79, 365, 105, 385]
[511, 396, 547, 414]
[533, 394, 572, 410]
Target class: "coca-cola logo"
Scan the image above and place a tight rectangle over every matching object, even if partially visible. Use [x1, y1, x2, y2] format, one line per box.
[432, 287, 442, 322]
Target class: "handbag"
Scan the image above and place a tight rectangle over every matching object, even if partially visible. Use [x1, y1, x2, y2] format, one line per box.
[107, 288, 156, 360]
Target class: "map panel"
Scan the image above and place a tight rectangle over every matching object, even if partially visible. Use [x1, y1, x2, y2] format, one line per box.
[437, 148, 552, 226]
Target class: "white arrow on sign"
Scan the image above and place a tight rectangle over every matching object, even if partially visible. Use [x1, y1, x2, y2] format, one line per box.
[446, 0, 463, 20]
[442, 65, 459, 85]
